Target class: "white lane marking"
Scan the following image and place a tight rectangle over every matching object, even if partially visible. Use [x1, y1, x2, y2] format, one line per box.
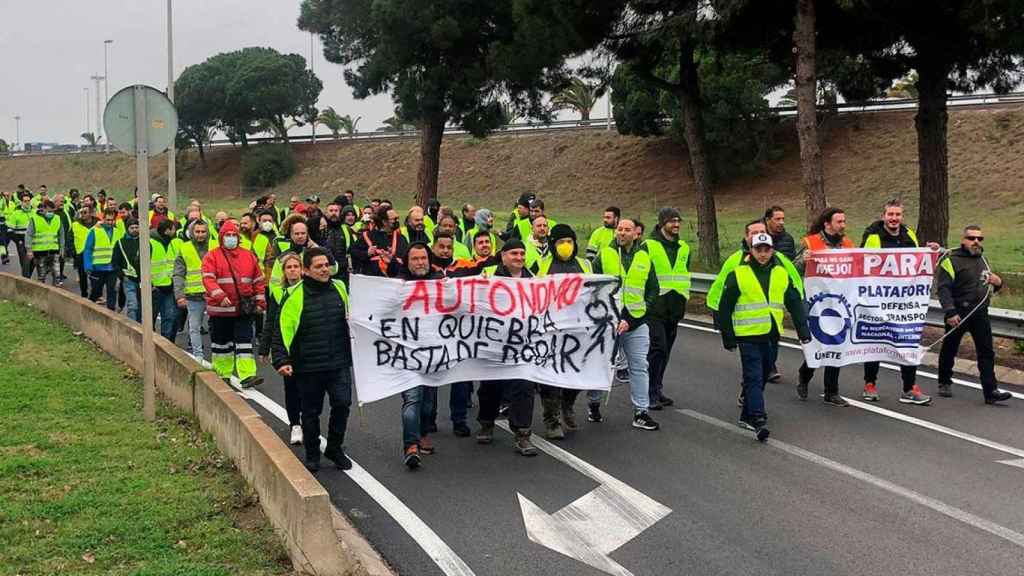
[679, 408, 1024, 549]
[841, 397, 1024, 459]
[678, 321, 1024, 400]
[495, 421, 670, 576]
[997, 459, 1024, 470]
[233, 382, 477, 576]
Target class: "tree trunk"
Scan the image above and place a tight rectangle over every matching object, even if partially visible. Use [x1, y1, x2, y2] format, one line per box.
[794, 0, 827, 230]
[197, 141, 207, 169]
[415, 114, 446, 208]
[580, 107, 591, 125]
[677, 41, 719, 268]
[914, 60, 950, 245]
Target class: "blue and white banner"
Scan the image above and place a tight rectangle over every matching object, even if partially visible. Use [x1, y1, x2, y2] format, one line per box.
[802, 248, 940, 368]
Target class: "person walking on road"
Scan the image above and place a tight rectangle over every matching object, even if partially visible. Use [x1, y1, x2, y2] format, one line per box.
[70, 205, 97, 298]
[202, 220, 267, 389]
[795, 207, 853, 406]
[112, 218, 142, 322]
[151, 220, 180, 342]
[259, 251, 305, 446]
[645, 208, 691, 410]
[763, 206, 796, 262]
[477, 240, 539, 456]
[84, 208, 120, 311]
[718, 233, 811, 442]
[174, 220, 217, 361]
[860, 199, 937, 405]
[8, 191, 35, 278]
[25, 200, 64, 285]
[271, 247, 353, 473]
[586, 206, 620, 262]
[398, 243, 442, 468]
[535, 224, 596, 437]
[935, 225, 1012, 404]
[593, 218, 661, 431]
[351, 207, 407, 277]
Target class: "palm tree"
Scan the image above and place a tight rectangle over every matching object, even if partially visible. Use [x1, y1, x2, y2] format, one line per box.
[777, 88, 798, 107]
[379, 116, 411, 132]
[318, 107, 344, 138]
[552, 78, 602, 124]
[339, 114, 361, 137]
[80, 132, 100, 146]
[499, 101, 521, 127]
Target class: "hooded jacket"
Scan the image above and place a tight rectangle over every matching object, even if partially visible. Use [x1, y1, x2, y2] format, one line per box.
[201, 221, 267, 317]
[543, 223, 588, 275]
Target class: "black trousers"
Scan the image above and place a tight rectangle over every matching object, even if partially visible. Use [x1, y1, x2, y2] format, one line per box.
[647, 317, 678, 402]
[478, 379, 535, 432]
[799, 362, 841, 396]
[74, 254, 90, 297]
[296, 369, 352, 462]
[864, 362, 916, 393]
[283, 375, 301, 427]
[89, 270, 117, 311]
[938, 310, 999, 398]
[12, 235, 30, 278]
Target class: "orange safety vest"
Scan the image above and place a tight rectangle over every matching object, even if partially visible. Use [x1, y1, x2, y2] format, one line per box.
[363, 229, 402, 276]
[802, 233, 853, 251]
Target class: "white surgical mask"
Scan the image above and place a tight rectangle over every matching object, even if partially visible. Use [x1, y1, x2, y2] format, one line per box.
[222, 235, 239, 249]
[260, 221, 274, 232]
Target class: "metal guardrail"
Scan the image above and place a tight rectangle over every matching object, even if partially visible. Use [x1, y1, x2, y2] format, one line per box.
[690, 272, 1024, 340]
[6, 91, 1024, 159]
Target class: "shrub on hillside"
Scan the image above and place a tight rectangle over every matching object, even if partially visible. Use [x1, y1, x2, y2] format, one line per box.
[241, 144, 296, 188]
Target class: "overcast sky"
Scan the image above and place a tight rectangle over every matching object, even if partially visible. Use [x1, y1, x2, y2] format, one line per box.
[0, 0, 608, 148]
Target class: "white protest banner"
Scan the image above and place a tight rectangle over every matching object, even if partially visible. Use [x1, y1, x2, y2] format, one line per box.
[802, 248, 940, 368]
[348, 274, 620, 403]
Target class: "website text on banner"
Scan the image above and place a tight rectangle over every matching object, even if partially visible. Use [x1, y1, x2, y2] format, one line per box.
[802, 248, 940, 368]
[349, 274, 620, 403]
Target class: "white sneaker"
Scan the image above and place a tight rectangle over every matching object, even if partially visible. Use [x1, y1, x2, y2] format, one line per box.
[289, 425, 303, 445]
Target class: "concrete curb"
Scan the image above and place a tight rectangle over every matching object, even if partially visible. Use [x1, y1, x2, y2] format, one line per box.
[0, 272, 393, 576]
[685, 313, 1024, 386]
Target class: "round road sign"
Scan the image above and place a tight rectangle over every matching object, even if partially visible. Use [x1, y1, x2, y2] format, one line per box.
[103, 85, 178, 157]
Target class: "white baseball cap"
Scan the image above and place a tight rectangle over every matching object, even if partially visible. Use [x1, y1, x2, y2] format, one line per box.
[751, 233, 773, 248]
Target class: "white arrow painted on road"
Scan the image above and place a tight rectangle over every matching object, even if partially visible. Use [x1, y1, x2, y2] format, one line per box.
[997, 459, 1024, 470]
[496, 422, 671, 576]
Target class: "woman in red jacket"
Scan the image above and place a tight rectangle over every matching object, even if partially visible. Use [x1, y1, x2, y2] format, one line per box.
[202, 220, 268, 388]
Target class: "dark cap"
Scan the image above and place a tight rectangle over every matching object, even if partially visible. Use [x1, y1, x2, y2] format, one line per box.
[517, 193, 536, 208]
[500, 239, 526, 253]
[658, 207, 681, 226]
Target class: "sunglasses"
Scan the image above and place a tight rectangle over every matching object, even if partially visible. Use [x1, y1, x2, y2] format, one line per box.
[965, 235, 984, 242]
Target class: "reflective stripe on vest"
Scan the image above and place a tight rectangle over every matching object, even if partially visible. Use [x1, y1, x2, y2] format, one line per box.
[178, 241, 207, 294]
[645, 238, 691, 298]
[150, 239, 176, 287]
[278, 280, 349, 354]
[600, 246, 651, 318]
[732, 264, 789, 337]
[91, 227, 115, 266]
[30, 214, 61, 251]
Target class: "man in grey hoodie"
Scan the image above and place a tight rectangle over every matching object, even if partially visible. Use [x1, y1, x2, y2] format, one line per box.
[173, 220, 214, 361]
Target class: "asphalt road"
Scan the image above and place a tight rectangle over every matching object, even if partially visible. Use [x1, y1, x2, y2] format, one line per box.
[14, 262, 1024, 576]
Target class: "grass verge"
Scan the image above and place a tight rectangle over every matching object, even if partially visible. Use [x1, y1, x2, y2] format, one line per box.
[0, 300, 294, 576]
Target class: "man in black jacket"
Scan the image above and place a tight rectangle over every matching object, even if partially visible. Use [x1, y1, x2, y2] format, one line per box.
[271, 247, 354, 473]
[645, 208, 691, 410]
[397, 243, 442, 469]
[351, 207, 407, 277]
[321, 201, 352, 284]
[718, 234, 810, 441]
[763, 206, 796, 262]
[935, 225, 1011, 404]
[477, 240, 539, 457]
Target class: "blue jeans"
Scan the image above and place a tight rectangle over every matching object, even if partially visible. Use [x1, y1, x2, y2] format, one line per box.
[619, 324, 650, 412]
[123, 278, 141, 322]
[449, 382, 473, 425]
[401, 386, 436, 448]
[739, 341, 773, 424]
[153, 289, 178, 342]
[186, 299, 207, 360]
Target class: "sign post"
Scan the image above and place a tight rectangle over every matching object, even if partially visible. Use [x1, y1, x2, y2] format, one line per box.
[104, 85, 178, 421]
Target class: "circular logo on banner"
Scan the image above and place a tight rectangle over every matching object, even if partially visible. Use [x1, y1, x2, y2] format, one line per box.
[807, 293, 852, 345]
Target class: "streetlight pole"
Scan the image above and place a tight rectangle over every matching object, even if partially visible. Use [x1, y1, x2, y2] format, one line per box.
[309, 32, 316, 146]
[167, 0, 177, 212]
[14, 116, 21, 151]
[104, 39, 113, 153]
[91, 75, 104, 150]
[85, 87, 91, 139]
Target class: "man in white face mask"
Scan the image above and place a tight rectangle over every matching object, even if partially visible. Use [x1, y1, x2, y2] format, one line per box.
[253, 210, 278, 282]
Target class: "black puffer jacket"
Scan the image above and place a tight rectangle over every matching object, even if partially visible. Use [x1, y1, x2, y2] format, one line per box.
[270, 277, 351, 373]
[936, 246, 1001, 318]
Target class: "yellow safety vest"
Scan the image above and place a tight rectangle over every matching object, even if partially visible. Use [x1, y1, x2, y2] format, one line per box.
[645, 238, 691, 299]
[71, 221, 94, 255]
[863, 227, 919, 248]
[401, 226, 434, 244]
[536, 255, 592, 276]
[732, 264, 789, 337]
[517, 216, 557, 241]
[91, 227, 115, 266]
[177, 241, 208, 295]
[151, 239, 177, 287]
[278, 280, 350, 353]
[7, 207, 32, 233]
[30, 214, 61, 251]
[587, 226, 616, 256]
[599, 246, 651, 318]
